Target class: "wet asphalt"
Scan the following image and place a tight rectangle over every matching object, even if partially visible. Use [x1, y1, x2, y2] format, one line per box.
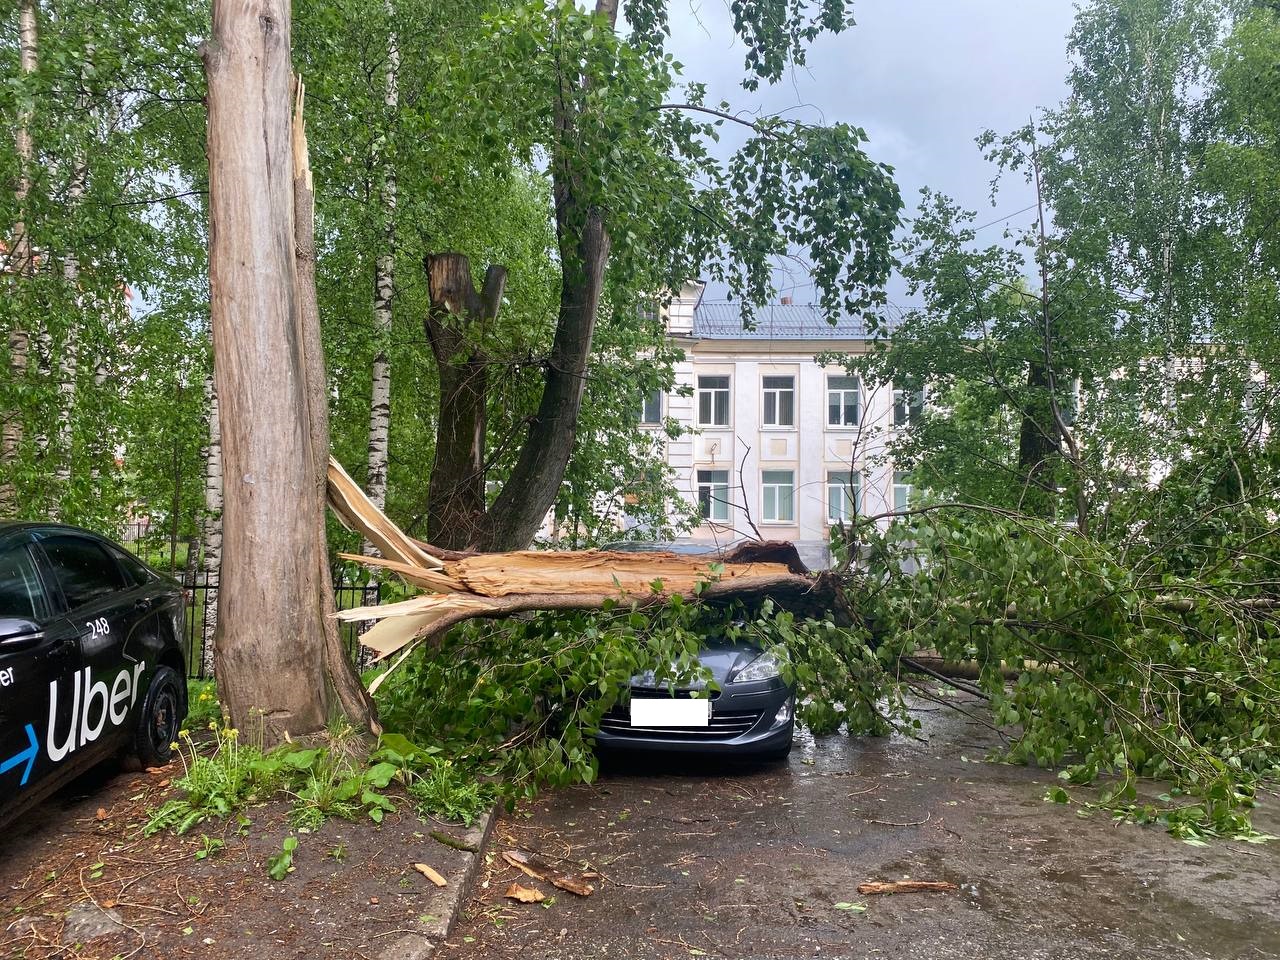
[441, 693, 1280, 960]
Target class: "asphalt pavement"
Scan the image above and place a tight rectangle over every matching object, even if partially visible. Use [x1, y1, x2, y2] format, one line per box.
[439, 692, 1280, 960]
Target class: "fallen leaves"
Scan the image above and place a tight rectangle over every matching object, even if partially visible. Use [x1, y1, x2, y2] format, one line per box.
[504, 882, 545, 903]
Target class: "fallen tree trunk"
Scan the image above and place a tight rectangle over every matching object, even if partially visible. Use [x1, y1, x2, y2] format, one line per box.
[325, 456, 855, 689]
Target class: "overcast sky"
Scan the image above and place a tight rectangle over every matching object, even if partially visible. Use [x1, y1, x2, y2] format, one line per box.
[664, 0, 1080, 307]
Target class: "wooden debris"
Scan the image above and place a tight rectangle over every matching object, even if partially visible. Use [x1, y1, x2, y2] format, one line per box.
[502, 850, 594, 897]
[504, 882, 546, 903]
[856, 880, 958, 895]
[412, 863, 448, 887]
[325, 455, 856, 674]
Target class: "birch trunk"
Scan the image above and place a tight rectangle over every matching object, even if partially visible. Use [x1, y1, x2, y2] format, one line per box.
[53, 47, 92, 519]
[199, 370, 222, 677]
[1, 0, 38, 517]
[203, 0, 372, 743]
[363, 15, 398, 547]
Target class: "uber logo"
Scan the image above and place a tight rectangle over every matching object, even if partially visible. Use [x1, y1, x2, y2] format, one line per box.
[46, 663, 146, 762]
[0, 666, 14, 687]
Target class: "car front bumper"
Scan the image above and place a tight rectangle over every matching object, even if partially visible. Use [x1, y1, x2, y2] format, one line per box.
[592, 677, 795, 756]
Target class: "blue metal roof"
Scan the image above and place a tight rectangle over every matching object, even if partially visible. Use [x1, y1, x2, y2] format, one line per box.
[692, 301, 874, 339]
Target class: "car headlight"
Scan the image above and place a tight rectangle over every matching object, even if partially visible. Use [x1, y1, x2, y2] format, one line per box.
[733, 651, 781, 683]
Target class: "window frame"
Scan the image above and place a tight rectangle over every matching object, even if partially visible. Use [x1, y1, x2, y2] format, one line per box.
[696, 375, 731, 428]
[892, 385, 924, 427]
[640, 388, 663, 426]
[893, 471, 914, 513]
[826, 469, 861, 524]
[761, 469, 795, 524]
[761, 375, 796, 429]
[696, 469, 731, 523]
[827, 374, 863, 429]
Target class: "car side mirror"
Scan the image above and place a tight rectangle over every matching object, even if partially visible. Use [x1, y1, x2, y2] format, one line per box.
[0, 617, 44, 649]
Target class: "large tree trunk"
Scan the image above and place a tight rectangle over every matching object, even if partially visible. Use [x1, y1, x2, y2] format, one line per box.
[424, 253, 505, 550]
[363, 12, 398, 548]
[203, 0, 372, 743]
[1, 0, 38, 518]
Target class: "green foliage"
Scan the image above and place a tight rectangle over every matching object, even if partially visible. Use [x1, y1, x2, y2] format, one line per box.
[266, 835, 299, 881]
[375, 595, 908, 797]
[864, 507, 1280, 840]
[183, 680, 222, 732]
[406, 760, 496, 827]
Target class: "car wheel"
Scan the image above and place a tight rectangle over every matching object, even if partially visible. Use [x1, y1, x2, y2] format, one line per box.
[134, 665, 184, 767]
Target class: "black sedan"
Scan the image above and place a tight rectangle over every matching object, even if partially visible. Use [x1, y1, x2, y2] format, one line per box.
[0, 522, 188, 826]
[594, 541, 795, 760]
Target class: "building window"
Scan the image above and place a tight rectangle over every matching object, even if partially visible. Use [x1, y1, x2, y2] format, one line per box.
[640, 389, 662, 425]
[697, 375, 730, 427]
[827, 375, 862, 427]
[761, 470, 795, 523]
[697, 469, 730, 522]
[762, 375, 795, 427]
[893, 471, 913, 512]
[892, 384, 924, 427]
[827, 470, 861, 523]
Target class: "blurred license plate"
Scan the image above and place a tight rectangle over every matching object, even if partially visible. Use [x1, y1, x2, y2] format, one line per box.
[630, 698, 710, 727]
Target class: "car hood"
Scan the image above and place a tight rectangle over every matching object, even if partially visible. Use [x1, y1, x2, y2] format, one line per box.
[631, 638, 764, 688]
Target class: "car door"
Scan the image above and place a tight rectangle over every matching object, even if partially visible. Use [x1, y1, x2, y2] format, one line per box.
[0, 535, 78, 820]
[32, 532, 142, 768]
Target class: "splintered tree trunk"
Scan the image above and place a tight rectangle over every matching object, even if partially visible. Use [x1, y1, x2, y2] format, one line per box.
[424, 254, 505, 550]
[363, 13, 398, 547]
[1, 0, 38, 518]
[437, 0, 619, 552]
[203, 1, 372, 743]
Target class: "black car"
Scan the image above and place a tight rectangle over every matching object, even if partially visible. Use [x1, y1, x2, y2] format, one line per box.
[593, 541, 796, 760]
[0, 522, 188, 826]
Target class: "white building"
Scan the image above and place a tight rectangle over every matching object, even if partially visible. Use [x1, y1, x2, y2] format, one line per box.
[639, 281, 919, 569]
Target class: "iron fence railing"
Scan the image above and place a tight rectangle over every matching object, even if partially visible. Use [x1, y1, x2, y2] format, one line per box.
[178, 570, 383, 679]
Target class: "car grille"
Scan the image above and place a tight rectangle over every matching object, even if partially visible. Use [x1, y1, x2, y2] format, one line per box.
[598, 703, 763, 739]
[629, 685, 720, 701]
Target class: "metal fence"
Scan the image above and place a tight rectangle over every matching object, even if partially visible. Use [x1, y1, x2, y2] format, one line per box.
[179, 570, 384, 680]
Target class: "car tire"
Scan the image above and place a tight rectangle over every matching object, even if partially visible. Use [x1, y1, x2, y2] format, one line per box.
[134, 665, 184, 767]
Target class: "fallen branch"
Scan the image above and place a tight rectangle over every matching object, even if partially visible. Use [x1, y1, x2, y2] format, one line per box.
[324, 457, 856, 688]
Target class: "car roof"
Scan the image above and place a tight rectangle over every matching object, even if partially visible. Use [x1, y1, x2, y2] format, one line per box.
[0, 520, 112, 538]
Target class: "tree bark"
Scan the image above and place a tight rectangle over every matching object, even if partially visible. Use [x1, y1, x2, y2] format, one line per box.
[423, 253, 506, 550]
[292, 81, 377, 730]
[1, 0, 38, 517]
[199, 368, 222, 678]
[203, 0, 371, 744]
[363, 11, 398, 547]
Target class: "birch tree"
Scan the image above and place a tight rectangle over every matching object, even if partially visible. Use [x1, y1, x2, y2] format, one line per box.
[0, 0, 37, 517]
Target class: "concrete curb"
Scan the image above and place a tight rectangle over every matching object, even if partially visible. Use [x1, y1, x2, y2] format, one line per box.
[375, 803, 500, 960]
